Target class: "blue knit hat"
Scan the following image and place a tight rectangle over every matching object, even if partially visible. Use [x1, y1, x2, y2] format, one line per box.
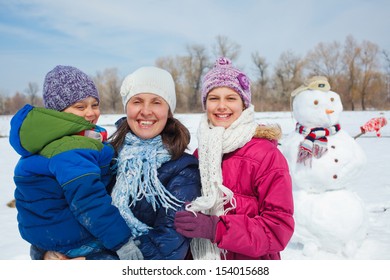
[43, 65, 99, 111]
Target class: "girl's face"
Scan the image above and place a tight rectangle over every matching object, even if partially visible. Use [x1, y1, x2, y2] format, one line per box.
[205, 87, 245, 129]
[63, 97, 100, 124]
[126, 93, 169, 139]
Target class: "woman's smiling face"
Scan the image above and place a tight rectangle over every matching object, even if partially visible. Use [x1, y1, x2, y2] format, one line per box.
[125, 93, 169, 139]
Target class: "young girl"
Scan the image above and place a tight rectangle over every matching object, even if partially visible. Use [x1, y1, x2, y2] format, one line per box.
[174, 57, 295, 260]
[109, 66, 201, 259]
[10, 65, 139, 260]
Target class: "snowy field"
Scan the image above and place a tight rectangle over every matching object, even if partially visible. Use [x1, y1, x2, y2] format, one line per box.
[0, 110, 389, 261]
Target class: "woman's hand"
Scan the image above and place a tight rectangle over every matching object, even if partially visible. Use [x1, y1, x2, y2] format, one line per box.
[43, 251, 85, 260]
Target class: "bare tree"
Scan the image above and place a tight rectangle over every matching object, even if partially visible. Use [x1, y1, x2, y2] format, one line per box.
[8, 92, 27, 113]
[156, 55, 189, 112]
[383, 50, 390, 103]
[156, 50, 209, 113]
[25, 82, 40, 106]
[305, 41, 344, 89]
[212, 35, 241, 62]
[183, 44, 210, 112]
[273, 50, 304, 110]
[358, 40, 380, 110]
[340, 35, 361, 111]
[104, 68, 121, 113]
[251, 51, 269, 111]
[342, 35, 361, 110]
[0, 95, 5, 115]
[94, 68, 121, 113]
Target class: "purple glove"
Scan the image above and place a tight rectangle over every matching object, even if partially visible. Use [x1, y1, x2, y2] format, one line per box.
[174, 211, 219, 242]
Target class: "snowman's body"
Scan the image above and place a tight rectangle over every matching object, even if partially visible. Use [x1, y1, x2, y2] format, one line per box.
[292, 190, 367, 257]
[281, 80, 368, 257]
[283, 128, 366, 193]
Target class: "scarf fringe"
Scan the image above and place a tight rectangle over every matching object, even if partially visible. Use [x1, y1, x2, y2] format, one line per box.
[112, 133, 182, 237]
[190, 238, 221, 260]
[313, 144, 327, 159]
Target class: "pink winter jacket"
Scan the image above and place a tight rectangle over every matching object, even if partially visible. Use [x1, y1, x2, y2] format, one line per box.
[194, 125, 294, 260]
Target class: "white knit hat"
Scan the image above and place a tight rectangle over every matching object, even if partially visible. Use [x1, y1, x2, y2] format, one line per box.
[120, 66, 176, 112]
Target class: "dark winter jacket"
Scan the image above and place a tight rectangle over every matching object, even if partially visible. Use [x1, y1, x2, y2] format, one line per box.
[194, 126, 295, 260]
[9, 104, 132, 253]
[131, 152, 202, 260]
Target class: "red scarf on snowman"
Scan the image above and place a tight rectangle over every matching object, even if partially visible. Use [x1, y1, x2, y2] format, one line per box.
[296, 123, 341, 166]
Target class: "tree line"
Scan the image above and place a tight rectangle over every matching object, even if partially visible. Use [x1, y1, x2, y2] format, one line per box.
[1, 35, 389, 115]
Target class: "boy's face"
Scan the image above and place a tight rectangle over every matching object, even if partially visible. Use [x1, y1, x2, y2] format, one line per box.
[63, 97, 100, 124]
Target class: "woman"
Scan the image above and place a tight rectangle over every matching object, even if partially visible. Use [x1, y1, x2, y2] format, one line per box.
[174, 57, 295, 260]
[107, 66, 201, 260]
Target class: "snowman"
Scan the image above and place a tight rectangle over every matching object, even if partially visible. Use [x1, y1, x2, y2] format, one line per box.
[281, 76, 368, 257]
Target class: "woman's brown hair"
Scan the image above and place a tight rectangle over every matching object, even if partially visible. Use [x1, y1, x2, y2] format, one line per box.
[109, 111, 190, 160]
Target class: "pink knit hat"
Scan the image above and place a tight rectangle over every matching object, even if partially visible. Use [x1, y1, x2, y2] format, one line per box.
[201, 57, 251, 109]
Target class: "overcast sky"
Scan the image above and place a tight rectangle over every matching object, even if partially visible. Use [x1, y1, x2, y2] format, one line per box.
[1, 0, 389, 96]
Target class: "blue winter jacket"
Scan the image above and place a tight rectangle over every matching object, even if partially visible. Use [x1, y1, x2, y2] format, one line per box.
[9, 104, 132, 253]
[29, 151, 202, 260]
[129, 151, 201, 260]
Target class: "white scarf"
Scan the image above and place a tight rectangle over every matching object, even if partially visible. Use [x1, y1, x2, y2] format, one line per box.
[186, 104, 258, 259]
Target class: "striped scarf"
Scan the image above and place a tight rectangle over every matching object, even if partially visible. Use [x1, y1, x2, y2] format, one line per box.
[77, 125, 108, 142]
[111, 132, 183, 237]
[296, 123, 340, 166]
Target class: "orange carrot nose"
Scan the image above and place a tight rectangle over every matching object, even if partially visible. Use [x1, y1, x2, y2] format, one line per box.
[326, 109, 334, 114]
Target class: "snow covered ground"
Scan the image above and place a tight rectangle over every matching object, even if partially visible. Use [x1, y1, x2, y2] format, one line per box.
[0, 110, 389, 261]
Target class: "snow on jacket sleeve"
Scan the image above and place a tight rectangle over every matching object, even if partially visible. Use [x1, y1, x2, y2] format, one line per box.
[214, 143, 295, 258]
[47, 137, 132, 251]
[135, 154, 201, 260]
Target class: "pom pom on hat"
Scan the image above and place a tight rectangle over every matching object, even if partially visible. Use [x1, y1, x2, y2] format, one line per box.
[201, 57, 251, 109]
[43, 65, 99, 112]
[120, 66, 176, 112]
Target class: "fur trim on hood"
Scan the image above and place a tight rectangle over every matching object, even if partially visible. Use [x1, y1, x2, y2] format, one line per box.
[254, 124, 282, 141]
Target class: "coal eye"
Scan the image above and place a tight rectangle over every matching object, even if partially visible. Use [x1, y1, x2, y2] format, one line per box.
[314, 100, 319, 105]
[330, 97, 335, 102]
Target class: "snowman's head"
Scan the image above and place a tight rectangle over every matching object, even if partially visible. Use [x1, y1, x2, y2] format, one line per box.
[291, 76, 343, 128]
